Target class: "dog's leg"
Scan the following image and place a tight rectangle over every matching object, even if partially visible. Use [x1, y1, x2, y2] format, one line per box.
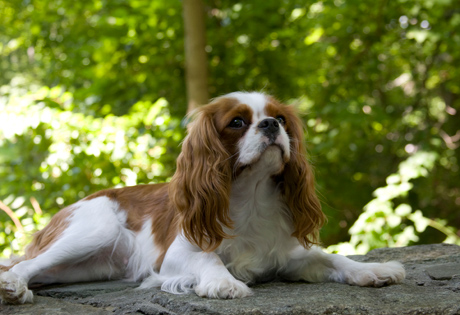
[141, 236, 252, 299]
[0, 196, 131, 304]
[280, 245, 405, 287]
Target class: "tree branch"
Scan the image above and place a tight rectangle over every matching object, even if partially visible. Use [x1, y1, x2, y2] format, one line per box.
[0, 200, 25, 234]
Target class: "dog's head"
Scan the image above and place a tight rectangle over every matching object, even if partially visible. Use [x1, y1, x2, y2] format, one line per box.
[169, 92, 325, 251]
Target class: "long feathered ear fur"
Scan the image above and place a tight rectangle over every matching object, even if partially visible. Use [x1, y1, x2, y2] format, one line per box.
[283, 106, 326, 248]
[169, 106, 233, 252]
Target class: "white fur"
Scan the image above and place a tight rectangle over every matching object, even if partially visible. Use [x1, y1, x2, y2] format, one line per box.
[10, 197, 130, 285]
[0, 271, 33, 304]
[219, 148, 296, 283]
[0, 92, 406, 304]
[280, 246, 406, 287]
[147, 236, 252, 298]
[0, 196, 159, 304]
[125, 219, 160, 282]
[230, 92, 290, 165]
[225, 92, 267, 120]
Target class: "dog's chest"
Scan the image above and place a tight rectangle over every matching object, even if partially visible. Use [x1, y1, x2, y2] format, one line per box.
[218, 184, 296, 282]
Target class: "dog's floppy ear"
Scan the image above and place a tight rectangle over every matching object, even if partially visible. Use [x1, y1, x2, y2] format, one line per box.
[282, 106, 326, 248]
[169, 105, 233, 252]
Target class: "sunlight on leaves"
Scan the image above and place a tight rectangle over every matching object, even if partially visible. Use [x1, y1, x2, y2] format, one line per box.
[0, 81, 182, 257]
[327, 151, 460, 255]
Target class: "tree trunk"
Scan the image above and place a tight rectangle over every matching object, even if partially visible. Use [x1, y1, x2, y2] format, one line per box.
[183, 0, 209, 112]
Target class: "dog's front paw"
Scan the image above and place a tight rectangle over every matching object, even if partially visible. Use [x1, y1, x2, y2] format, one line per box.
[345, 261, 405, 287]
[0, 271, 33, 304]
[195, 277, 252, 299]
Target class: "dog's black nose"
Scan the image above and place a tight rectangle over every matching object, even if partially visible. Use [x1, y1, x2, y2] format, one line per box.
[258, 118, 280, 134]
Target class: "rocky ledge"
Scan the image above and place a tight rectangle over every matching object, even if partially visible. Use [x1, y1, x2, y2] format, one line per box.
[1, 243, 459, 315]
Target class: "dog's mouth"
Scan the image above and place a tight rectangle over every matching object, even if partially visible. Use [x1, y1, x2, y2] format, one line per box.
[236, 142, 288, 177]
[263, 142, 287, 160]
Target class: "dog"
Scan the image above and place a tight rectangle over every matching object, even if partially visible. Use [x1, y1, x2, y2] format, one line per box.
[0, 92, 405, 304]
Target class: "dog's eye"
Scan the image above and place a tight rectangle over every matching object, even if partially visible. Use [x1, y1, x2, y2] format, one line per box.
[228, 117, 246, 129]
[276, 115, 286, 125]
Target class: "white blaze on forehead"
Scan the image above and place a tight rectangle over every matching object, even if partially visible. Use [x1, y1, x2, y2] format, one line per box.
[223, 92, 268, 120]
[220, 92, 290, 167]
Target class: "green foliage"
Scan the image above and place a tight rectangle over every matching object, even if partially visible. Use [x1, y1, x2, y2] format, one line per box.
[204, 0, 460, 246]
[1, 0, 459, 256]
[0, 82, 182, 256]
[327, 151, 460, 255]
[0, 0, 186, 116]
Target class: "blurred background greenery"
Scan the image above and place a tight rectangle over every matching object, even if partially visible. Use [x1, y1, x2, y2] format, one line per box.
[0, 0, 459, 258]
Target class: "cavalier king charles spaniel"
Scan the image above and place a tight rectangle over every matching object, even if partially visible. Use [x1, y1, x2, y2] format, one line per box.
[0, 92, 405, 304]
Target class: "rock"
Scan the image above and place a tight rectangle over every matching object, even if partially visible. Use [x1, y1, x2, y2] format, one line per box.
[1, 244, 459, 315]
[425, 263, 460, 280]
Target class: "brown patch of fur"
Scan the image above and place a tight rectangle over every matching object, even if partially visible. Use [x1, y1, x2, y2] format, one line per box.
[170, 98, 252, 252]
[268, 97, 326, 248]
[213, 101, 255, 176]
